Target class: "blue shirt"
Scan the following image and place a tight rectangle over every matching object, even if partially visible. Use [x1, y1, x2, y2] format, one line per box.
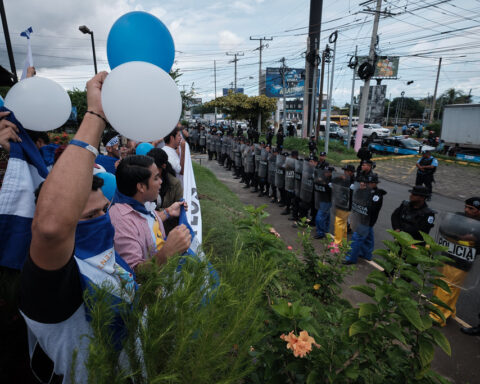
[95, 154, 118, 174]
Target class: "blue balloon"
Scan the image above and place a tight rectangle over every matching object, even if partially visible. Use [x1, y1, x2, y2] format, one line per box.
[96, 172, 117, 201]
[136, 142, 154, 156]
[0, 95, 3, 108]
[107, 11, 175, 72]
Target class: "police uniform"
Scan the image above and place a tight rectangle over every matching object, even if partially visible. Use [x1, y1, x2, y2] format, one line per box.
[416, 152, 438, 196]
[345, 173, 386, 264]
[314, 167, 334, 239]
[391, 186, 435, 241]
[333, 165, 355, 244]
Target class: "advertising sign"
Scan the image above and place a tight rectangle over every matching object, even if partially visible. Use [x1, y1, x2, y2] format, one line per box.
[357, 56, 400, 79]
[266, 67, 320, 98]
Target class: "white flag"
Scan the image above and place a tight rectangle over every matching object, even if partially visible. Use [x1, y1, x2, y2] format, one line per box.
[182, 142, 202, 243]
[20, 27, 34, 81]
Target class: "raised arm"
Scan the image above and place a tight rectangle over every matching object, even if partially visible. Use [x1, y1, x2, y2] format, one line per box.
[30, 72, 108, 270]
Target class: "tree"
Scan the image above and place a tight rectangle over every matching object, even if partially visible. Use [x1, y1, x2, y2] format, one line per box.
[205, 93, 277, 130]
[387, 97, 423, 120]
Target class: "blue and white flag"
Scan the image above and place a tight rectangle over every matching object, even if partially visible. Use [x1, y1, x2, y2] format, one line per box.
[0, 107, 48, 269]
[182, 142, 202, 243]
[20, 27, 34, 81]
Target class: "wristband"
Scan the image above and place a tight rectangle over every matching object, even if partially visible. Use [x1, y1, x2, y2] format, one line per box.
[86, 110, 109, 127]
[163, 208, 170, 219]
[69, 139, 99, 157]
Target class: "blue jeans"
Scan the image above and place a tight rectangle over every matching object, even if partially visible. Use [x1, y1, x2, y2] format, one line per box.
[315, 201, 331, 238]
[346, 226, 374, 263]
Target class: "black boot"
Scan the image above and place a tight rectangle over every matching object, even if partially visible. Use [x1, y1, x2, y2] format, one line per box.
[461, 325, 480, 336]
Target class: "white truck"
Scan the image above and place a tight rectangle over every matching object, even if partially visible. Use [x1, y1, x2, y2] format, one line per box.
[441, 104, 480, 150]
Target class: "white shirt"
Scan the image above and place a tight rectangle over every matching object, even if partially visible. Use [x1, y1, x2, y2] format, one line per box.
[163, 145, 181, 175]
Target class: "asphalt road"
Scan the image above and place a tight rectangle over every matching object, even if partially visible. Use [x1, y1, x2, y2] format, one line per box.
[195, 154, 480, 384]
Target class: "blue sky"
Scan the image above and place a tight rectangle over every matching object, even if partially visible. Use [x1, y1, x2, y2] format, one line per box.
[1, 0, 479, 106]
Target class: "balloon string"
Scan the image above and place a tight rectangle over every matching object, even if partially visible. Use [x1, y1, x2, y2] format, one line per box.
[86, 110, 109, 128]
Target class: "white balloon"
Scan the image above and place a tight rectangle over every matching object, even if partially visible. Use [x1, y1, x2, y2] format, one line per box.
[4, 77, 71, 131]
[101, 61, 182, 142]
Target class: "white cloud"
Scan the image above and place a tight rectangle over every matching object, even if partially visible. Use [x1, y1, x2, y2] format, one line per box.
[218, 30, 244, 51]
[232, 1, 255, 14]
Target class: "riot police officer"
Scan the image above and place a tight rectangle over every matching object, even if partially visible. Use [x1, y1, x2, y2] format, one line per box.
[317, 151, 329, 170]
[416, 150, 438, 197]
[257, 144, 269, 196]
[266, 127, 274, 146]
[244, 141, 255, 188]
[344, 173, 386, 264]
[357, 159, 374, 180]
[308, 135, 317, 156]
[298, 155, 316, 224]
[430, 197, 480, 327]
[267, 146, 278, 202]
[289, 154, 304, 221]
[314, 166, 334, 239]
[275, 151, 287, 205]
[332, 164, 355, 244]
[199, 127, 207, 154]
[276, 126, 284, 149]
[281, 151, 297, 215]
[391, 185, 435, 241]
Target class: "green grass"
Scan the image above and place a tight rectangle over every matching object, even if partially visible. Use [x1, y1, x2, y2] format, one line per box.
[193, 162, 245, 261]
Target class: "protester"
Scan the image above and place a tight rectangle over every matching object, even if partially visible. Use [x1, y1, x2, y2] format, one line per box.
[163, 127, 186, 183]
[95, 130, 120, 174]
[109, 155, 191, 271]
[18, 72, 137, 382]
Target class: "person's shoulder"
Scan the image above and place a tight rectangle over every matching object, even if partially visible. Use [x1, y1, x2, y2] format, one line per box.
[109, 203, 135, 218]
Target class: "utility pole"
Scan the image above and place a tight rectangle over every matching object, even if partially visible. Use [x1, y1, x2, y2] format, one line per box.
[355, 0, 383, 151]
[347, 46, 358, 149]
[214, 60, 217, 124]
[429, 57, 442, 123]
[302, 0, 323, 138]
[325, 31, 338, 154]
[308, 38, 319, 137]
[385, 92, 391, 127]
[226, 51, 244, 92]
[280, 57, 288, 134]
[315, 49, 327, 139]
[0, 0, 18, 83]
[250, 36, 273, 132]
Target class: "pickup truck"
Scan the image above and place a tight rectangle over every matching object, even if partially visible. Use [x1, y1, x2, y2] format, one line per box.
[369, 136, 435, 155]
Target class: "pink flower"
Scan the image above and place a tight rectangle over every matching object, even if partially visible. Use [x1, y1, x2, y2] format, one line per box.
[328, 242, 340, 254]
[287, 246, 293, 251]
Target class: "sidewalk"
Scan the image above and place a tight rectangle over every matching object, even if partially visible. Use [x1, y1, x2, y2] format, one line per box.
[195, 153, 480, 384]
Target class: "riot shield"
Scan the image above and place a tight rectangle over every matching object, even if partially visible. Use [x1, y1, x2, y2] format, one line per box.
[350, 187, 372, 236]
[234, 143, 242, 167]
[313, 168, 331, 210]
[268, 153, 277, 186]
[209, 135, 216, 152]
[221, 137, 227, 154]
[254, 145, 261, 175]
[275, 154, 286, 189]
[245, 148, 255, 174]
[331, 173, 353, 214]
[191, 129, 199, 144]
[206, 133, 211, 149]
[258, 149, 268, 178]
[300, 162, 314, 203]
[241, 145, 247, 167]
[433, 211, 480, 290]
[215, 137, 222, 154]
[294, 159, 303, 198]
[199, 133, 206, 146]
[284, 157, 296, 192]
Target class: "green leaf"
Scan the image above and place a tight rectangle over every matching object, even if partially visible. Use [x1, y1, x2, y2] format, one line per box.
[351, 285, 375, 297]
[429, 296, 453, 313]
[418, 335, 435, 367]
[271, 301, 291, 318]
[373, 249, 389, 257]
[345, 366, 360, 380]
[401, 270, 423, 285]
[349, 320, 370, 336]
[373, 258, 393, 273]
[422, 314, 433, 329]
[384, 323, 406, 344]
[375, 286, 387, 302]
[425, 303, 446, 324]
[429, 279, 451, 294]
[306, 371, 319, 384]
[398, 301, 424, 330]
[428, 327, 452, 356]
[383, 239, 400, 253]
[358, 303, 378, 317]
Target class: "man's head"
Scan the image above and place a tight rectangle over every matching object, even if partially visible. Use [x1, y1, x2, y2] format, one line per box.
[465, 197, 480, 219]
[164, 127, 182, 149]
[366, 173, 379, 189]
[116, 155, 162, 203]
[27, 131, 50, 149]
[319, 151, 327, 162]
[422, 150, 431, 158]
[409, 185, 429, 206]
[102, 131, 120, 158]
[308, 154, 318, 167]
[361, 159, 373, 173]
[291, 150, 299, 159]
[342, 164, 355, 177]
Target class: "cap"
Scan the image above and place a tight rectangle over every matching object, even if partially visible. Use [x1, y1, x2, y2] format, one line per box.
[422, 149, 431, 153]
[409, 185, 430, 197]
[319, 151, 327, 156]
[310, 134, 316, 138]
[465, 197, 480, 209]
[327, 166, 335, 172]
[342, 164, 356, 172]
[362, 159, 373, 165]
[260, 141, 265, 145]
[309, 154, 318, 161]
[366, 173, 379, 184]
[291, 150, 299, 157]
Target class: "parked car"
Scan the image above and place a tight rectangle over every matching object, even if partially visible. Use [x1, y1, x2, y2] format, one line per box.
[369, 136, 435, 155]
[352, 123, 390, 139]
[319, 121, 345, 139]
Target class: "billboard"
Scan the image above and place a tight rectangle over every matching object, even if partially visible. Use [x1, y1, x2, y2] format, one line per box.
[357, 56, 399, 79]
[266, 67, 321, 98]
[222, 88, 244, 96]
[360, 84, 387, 124]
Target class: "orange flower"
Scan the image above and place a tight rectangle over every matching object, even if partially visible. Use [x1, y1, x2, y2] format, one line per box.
[411, 245, 418, 249]
[313, 284, 320, 290]
[280, 330, 320, 358]
[287, 302, 292, 307]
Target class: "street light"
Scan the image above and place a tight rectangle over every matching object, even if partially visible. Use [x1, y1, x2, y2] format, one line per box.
[79, 25, 97, 74]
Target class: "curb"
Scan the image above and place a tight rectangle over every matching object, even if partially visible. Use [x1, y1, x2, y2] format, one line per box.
[340, 155, 480, 167]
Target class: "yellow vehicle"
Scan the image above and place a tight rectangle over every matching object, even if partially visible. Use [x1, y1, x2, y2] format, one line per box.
[329, 115, 349, 127]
